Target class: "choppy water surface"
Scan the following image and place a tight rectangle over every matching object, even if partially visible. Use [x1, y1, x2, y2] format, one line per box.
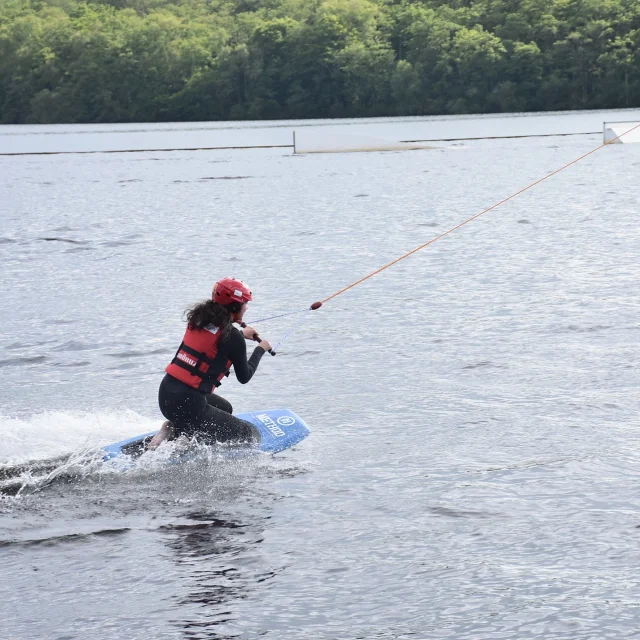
[1, 112, 640, 639]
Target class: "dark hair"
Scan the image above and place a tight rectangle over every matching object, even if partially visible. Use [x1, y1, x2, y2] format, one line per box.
[185, 300, 242, 339]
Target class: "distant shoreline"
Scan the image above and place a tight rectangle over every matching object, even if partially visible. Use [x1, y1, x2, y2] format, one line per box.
[2, 0, 639, 125]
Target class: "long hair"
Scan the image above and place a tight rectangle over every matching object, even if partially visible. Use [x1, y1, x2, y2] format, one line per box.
[185, 300, 242, 339]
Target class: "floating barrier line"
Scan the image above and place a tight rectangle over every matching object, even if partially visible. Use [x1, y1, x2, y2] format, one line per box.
[401, 131, 599, 143]
[320, 122, 640, 306]
[1, 130, 604, 157]
[0, 144, 293, 157]
[604, 119, 640, 125]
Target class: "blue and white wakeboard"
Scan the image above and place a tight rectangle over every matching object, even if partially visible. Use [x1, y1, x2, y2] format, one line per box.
[102, 408, 310, 464]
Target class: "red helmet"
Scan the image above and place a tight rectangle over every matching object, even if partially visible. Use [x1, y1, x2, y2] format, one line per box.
[212, 277, 253, 305]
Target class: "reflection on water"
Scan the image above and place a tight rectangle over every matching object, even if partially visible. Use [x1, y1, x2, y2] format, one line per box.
[163, 511, 256, 639]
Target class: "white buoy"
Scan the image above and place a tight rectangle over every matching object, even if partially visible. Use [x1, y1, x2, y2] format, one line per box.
[603, 121, 640, 144]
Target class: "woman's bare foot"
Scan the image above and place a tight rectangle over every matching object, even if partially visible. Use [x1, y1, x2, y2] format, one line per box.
[147, 421, 175, 451]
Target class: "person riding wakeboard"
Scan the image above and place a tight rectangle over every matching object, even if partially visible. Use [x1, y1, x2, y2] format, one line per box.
[148, 277, 271, 450]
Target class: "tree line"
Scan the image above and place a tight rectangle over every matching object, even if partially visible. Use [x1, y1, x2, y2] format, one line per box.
[1, 0, 639, 124]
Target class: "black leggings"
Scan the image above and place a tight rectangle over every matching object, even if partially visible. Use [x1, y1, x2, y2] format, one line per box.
[158, 374, 259, 444]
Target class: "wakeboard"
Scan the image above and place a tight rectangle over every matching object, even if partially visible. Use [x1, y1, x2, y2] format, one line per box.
[102, 408, 310, 464]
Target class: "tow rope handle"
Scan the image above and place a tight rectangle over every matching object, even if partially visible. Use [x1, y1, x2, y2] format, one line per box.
[240, 303, 322, 356]
[240, 322, 276, 356]
[253, 332, 276, 356]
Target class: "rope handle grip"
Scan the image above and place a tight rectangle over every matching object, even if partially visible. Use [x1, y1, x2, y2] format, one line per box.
[240, 322, 276, 356]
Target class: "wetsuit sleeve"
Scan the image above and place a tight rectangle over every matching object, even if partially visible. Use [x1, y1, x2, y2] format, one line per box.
[229, 327, 265, 384]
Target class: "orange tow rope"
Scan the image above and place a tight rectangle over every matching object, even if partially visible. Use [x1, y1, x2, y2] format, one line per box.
[308, 122, 640, 309]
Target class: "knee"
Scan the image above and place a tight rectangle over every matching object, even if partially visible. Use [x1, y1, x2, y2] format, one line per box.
[217, 396, 233, 414]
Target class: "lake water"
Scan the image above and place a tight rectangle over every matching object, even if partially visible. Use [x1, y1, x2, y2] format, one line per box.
[1, 109, 640, 639]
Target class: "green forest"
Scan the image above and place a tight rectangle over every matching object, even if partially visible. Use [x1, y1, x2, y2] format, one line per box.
[1, 0, 639, 124]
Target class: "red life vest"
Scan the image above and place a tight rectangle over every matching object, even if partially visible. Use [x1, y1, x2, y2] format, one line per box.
[165, 323, 233, 394]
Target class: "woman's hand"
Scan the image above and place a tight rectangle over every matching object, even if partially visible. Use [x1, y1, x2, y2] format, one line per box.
[242, 325, 272, 353]
[241, 325, 259, 340]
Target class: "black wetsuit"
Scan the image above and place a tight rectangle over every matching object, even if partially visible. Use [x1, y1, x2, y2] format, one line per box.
[158, 327, 265, 443]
